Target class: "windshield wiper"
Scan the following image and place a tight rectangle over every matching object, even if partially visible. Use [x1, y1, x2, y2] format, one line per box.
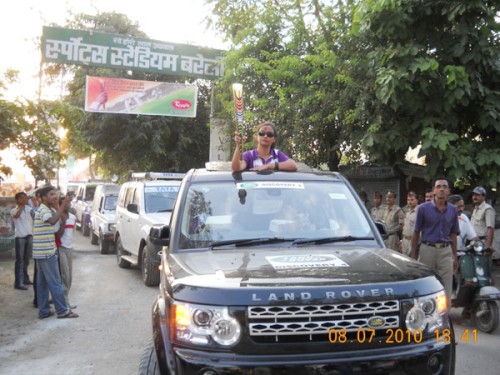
[209, 237, 295, 249]
[292, 236, 375, 246]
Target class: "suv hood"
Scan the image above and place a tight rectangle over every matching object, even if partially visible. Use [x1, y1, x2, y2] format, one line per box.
[143, 212, 172, 225]
[169, 246, 433, 287]
[101, 212, 115, 222]
[168, 246, 441, 305]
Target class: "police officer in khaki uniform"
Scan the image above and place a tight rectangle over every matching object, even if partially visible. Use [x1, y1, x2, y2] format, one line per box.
[471, 186, 496, 251]
[370, 192, 385, 222]
[382, 191, 405, 251]
[401, 191, 418, 256]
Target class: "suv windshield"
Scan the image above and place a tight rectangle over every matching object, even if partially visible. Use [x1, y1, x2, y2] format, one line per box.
[104, 195, 118, 211]
[85, 185, 97, 201]
[145, 186, 179, 213]
[179, 180, 372, 250]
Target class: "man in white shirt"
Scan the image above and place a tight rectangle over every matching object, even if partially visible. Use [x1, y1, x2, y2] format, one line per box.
[448, 194, 477, 318]
[57, 198, 77, 309]
[448, 195, 477, 251]
[10, 192, 34, 290]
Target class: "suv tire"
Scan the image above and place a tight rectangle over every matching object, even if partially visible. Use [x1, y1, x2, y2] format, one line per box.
[82, 217, 90, 237]
[115, 236, 131, 268]
[90, 229, 98, 245]
[99, 232, 110, 255]
[138, 340, 160, 375]
[142, 246, 160, 286]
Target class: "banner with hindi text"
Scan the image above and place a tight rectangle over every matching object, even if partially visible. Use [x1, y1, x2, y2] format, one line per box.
[42, 26, 224, 80]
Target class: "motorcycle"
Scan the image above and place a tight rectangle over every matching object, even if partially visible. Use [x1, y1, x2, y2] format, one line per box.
[452, 240, 500, 333]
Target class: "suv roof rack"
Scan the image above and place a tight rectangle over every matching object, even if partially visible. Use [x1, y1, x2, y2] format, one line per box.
[131, 172, 185, 181]
[205, 162, 232, 171]
[204, 161, 316, 172]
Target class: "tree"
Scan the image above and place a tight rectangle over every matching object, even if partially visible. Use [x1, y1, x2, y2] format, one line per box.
[356, 0, 500, 188]
[206, 0, 370, 170]
[0, 70, 63, 182]
[43, 12, 211, 179]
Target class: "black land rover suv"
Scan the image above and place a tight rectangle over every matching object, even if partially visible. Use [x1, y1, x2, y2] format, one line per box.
[140, 163, 455, 375]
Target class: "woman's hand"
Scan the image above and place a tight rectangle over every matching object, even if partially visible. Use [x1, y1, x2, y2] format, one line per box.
[234, 132, 247, 144]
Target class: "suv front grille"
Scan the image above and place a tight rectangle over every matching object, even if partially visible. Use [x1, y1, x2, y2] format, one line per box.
[248, 300, 399, 343]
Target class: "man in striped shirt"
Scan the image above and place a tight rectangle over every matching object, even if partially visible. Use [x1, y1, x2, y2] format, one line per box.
[33, 185, 78, 319]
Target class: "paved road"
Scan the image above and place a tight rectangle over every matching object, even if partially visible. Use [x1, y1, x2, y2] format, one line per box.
[0, 230, 157, 375]
[1, 230, 499, 375]
[452, 256, 500, 375]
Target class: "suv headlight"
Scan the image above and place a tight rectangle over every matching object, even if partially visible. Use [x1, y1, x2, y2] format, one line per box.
[405, 291, 448, 334]
[173, 302, 241, 347]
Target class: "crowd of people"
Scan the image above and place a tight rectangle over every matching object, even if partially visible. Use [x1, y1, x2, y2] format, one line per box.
[10, 118, 498, 320]
[364, 180, 497, 307]
[11, 185, 78, 319]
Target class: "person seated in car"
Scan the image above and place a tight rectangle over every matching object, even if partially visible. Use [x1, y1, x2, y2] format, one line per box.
[232, 121, 298, 172]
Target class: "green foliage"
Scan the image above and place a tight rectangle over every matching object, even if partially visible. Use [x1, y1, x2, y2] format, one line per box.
[1, 71, 64, 180]
[208, 0, 500, 189]
[207, 0, 371, 170]
[4, 3, 499, 191]
[356, 0, 500, 187]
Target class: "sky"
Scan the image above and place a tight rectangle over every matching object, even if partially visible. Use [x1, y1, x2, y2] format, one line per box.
[0, 0, 226, 100]
[0, 0, 226, 185]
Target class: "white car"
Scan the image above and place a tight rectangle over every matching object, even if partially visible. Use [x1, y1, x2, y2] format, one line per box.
[89, 184, 121, 254]
[73, 182, 99, 236]
[114, 172, 184, 286]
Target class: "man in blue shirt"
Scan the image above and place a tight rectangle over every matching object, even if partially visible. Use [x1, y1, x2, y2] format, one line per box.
[411, 177, 460, 302]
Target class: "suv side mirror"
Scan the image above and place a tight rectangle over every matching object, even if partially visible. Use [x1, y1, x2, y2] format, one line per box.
[374, 220, 388, 240]
[127, 203, 139, 214]
[149, 225, 170, 246]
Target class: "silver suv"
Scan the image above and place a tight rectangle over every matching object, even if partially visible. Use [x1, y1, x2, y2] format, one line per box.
[114, 172, 184, 286]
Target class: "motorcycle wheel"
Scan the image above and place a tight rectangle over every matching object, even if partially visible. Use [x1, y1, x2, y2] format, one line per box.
[472, 301, 499, 333]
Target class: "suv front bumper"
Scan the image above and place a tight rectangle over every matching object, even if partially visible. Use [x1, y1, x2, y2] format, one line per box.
[166, 340, 454, 375]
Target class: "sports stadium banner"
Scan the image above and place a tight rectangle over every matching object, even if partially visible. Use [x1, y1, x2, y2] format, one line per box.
[42, 26, 225, 80]
[85, 76, 197, 117]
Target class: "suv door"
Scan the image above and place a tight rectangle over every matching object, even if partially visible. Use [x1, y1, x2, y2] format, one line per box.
[119, 185, 140, 252]
[74, 185, 85, 230]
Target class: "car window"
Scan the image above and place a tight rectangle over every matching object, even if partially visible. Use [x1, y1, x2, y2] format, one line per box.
[118, 187, 127, 208]
[77, 187, 84, 200]
[178, 180, 372, 250]
[85, 185, 97, 201]
[144, 186, 179, 213]
[131, 187, 141, 207]
[104, 196, 118, 211]
[124, 187, 135, 206]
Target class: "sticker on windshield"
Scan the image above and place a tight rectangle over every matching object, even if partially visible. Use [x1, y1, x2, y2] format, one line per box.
[145, 186, 179, 193]
[329, 193, 347, 200]
[266, 254, 349, 269]
[237, 182, 304, 190]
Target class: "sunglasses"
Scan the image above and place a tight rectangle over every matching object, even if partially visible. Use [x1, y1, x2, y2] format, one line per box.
[258, 131, 275, 138]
